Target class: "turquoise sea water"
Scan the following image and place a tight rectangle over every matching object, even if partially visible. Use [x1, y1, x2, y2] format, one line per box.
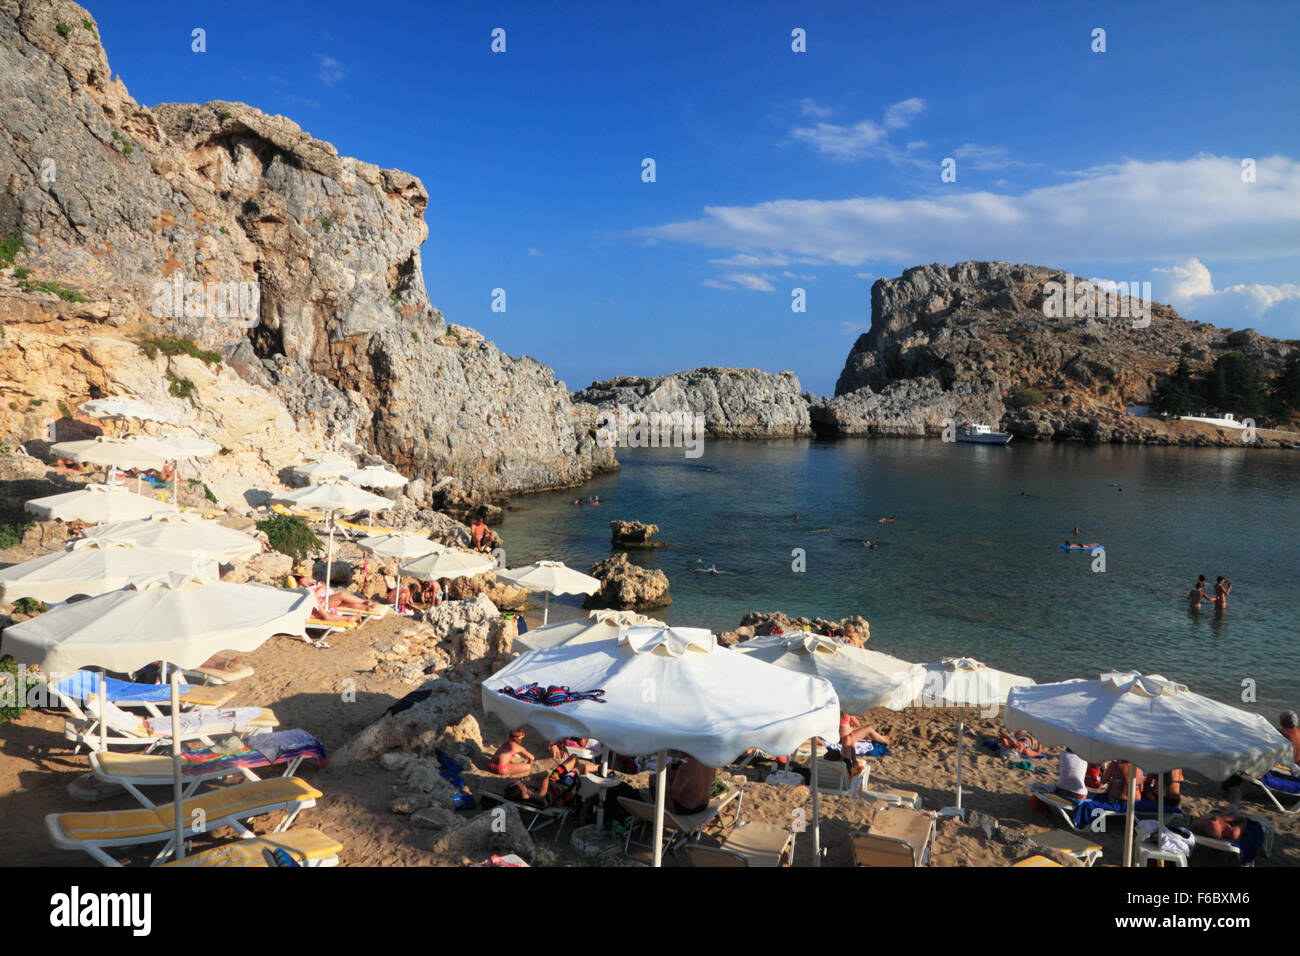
[498, 439, 1300, 719]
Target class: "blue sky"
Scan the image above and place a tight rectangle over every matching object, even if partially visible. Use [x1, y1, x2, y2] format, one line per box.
[92, 1, 1300, 395]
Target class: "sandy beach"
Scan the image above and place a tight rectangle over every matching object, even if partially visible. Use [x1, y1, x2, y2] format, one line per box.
[4, 599, 1296, 868]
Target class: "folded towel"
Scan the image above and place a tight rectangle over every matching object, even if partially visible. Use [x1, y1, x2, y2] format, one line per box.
[1261, 772, 1300, 795]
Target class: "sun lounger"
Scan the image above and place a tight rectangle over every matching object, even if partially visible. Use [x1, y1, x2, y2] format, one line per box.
[814, 756, 869, 796]
[53, 671, 236, 719]
[1191, 813, 1274, 865]
[852, 806, 936, 867]
[1029, 782, 1183, 833]
[1240, 769, 1300, 813]
[1013, 854, 1065, 867]
[46, 777, 322, 866]
[1027, 828, 1103, 866]
[67, 695, 277, 752]
[90, 729, 327, 807]
[184, 663, 256, 685]
[616, 780, 743, 858]
[478, 791, 575, 844]
[160, 828, 343, 867]
[679, 820, 796, 867]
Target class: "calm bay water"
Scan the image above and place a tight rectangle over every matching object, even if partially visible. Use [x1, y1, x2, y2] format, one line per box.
[498, 438, 1300, 718]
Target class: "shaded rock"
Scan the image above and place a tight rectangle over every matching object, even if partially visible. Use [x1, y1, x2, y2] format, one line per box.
[330, 677, 472, 766]
[583, 553, 671, 611]
[443, 571, 529, 610]
[221, 550, 289, 586]
[426, 804, 535, 864]
[610, 520, 665, 549]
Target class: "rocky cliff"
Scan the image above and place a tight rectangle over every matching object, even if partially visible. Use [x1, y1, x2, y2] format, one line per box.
[0, 0, 615, 504]
[822, 261, 1298, 444]
[572, 367, 812, 437]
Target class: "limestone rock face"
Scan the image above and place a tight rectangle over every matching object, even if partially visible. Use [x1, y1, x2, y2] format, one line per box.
[0, 0, 616, 499]
[825, 261, 1298, 443]
[574, 367, 812, 437]
[583, 553, 671, 611]
[442, 571, 529, 610]
[220, 550, 288, 586]
[367, 595, 515, 683]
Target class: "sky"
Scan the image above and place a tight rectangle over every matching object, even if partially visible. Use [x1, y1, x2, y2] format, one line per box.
[90, 1, 1300, 396]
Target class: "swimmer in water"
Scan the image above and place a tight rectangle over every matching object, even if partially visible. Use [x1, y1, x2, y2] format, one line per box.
[862, 540, 877, 549]
[1073, 527, 1080, 535]
[878, 516, 895, 524]
[689, 564, 720, 575]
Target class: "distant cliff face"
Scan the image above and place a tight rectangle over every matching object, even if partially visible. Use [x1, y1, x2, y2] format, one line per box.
[824, 261, 1297, 442]
[0, 0, 614, 498]
[573, 367, 812, 437]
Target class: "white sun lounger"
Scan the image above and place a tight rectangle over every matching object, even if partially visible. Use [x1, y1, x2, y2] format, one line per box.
[1191, 812, 1275, 866]
[46, 777, 322, 866]
[478, 791, 574, 844]
[1240, 768, 1300, 813]
[65, 695, 277, 753]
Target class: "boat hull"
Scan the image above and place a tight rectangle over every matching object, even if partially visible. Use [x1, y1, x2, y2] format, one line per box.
[956, 433, 1012, 445]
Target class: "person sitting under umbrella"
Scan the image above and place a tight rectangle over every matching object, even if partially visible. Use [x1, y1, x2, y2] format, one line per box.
[647, 756, 717, 816]
[488, 729, 535, 776]
[503, 754, 592, 808]
[1100, 759, 1144, 804]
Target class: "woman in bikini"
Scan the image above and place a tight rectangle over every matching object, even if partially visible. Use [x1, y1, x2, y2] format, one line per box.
[998, 729, 1044, 758]
[1142, 768, 1183, 808]
[838, 713, 891, 776]
[488, 729, 535, 776]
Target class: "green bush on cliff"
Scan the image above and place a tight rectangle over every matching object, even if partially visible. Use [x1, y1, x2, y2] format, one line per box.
[256, 514, 323, 563]
[0, 231, 25, 268]
[1007, 387, 1048, 409]
[189, 479, 218, 504]
[0, 520, 32, 549]
[56, 22, 71, 37]
[17, 277, 88, 302]
[167, 374, 197, 404]
[137, 336, 222, 366]
[1, 657, 33, 722]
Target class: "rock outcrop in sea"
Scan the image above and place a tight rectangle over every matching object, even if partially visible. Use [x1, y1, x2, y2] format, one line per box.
[0, 1, 616, 504]
[583, 553, 671, 611]
[573, 367, 812, 437]
[822, 261, 1298, 445]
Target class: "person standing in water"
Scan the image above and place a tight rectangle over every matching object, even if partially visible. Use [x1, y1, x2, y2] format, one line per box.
[1188, 575, 1208, 612]
[1214, 576, 1233, 615]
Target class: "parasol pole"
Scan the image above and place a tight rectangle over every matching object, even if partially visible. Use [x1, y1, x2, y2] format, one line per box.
[652, 749, 667, 868]
[812, 736, 821, 866]
[171, 665, 185, 859]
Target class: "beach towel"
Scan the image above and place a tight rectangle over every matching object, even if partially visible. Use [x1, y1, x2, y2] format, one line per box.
[980, 739, 1048, 760]
[497, 682, 606, 706]
[1136, 819, 1193, 857]
[58, 670, 194, 705]
[178, 730, 326, 774]
[822, 739, 889, 758]
[1237, 820, 1266, 863]
[1261, 772, 1300, 795]
[1070, 798, 1127, 829]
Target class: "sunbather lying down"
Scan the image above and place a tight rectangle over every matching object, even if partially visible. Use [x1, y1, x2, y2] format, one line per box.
[290, 575, 377, 623]
[998, 729, 1044, 758]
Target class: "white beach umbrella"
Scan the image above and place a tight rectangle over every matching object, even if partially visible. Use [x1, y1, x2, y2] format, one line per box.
[80, 397, 175, 435]
[496, 560, 601, 625]
[1, 575, 311, 859]
[272, 482, 393, 601]
[1006, 671, 1292, 866]
[51, 437, 171, 476]
[341, 465, 408, 490]
[79, 513, 261, 563]
[0, 540, 217, 604]
[485, 624, 840, 866]
[514, 610, 667, 653]
[290, 453, 356, 482]
[25, 483, 179, 523]
[127, 435, 221, 505]
[400, 545, 495, 582]
[917, 657, 1035, 818]
[733, 633, 926, 863]
[358, 532, 442, 610]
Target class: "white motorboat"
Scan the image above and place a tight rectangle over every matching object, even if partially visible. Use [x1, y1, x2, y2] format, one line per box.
[956, 422, 1012, 445]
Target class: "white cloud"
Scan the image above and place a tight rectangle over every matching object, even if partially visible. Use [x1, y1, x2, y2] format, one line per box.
[317, 55, 346, 86]
[884, 97, 925, 129]
[855, 271, 877, 280]
[840, 321, 870, 335]
[800, 98, 833, 119]
[643, 155, 1300, 269]
[1153, 258, 1300, 337]
[952, 143, 1023, 170]
[783, 270, 817, 280]
[527, 247, 542, 257]
[702, 273, 776, 292]
[788, 97, 925, 162]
